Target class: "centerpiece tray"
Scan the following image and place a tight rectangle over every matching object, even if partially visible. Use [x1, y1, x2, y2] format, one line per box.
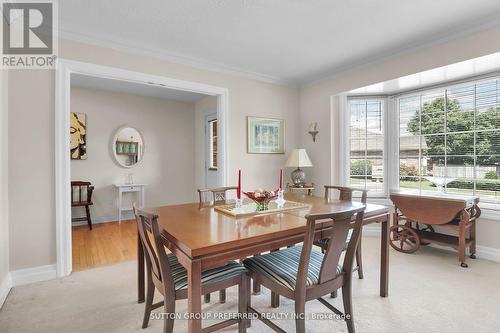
[214, 200, 310, 217]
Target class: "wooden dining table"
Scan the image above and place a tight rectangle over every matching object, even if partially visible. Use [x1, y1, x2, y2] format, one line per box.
[136, 193, 390, 333]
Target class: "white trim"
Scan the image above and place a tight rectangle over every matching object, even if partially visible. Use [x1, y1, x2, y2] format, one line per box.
[10, 265, 57, 287]
[476, 245, 500, 263]
[59, 30, 296, 87]
[0, 273, 11, 308]
[56, 59, 230, 278]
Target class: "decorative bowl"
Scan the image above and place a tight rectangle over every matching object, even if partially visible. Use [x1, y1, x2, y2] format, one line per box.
[243, 189, 278, 211]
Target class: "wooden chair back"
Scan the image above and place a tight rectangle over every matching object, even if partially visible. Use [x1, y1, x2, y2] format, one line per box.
[197, 186, 238, 205]
[324, 185, 368, 204]
[298, 205, 365, 292]
[133, 204, 175, 297]
[71, 181, 94, 206]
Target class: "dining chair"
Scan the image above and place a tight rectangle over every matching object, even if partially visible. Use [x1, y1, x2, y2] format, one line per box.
[197, 186, 238, 303]
[134, 204, 249, 333]
[243, 204, 366, 333]
[71, 181, 94, 230]
[197, 186, 238, 206]
[315, 186, 367, 281]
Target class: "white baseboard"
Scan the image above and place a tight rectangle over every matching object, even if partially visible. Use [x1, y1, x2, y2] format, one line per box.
[362, 225, 380, 237]
[71, 212, 134, 227]
[0, 273, 12, 309]
[10, 264, 57, 287]
[362, 225, 500, 263]
[476, 245, 500, 262]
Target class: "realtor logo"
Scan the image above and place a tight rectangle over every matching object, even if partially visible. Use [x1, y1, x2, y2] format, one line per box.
[1, 0, 57, 68]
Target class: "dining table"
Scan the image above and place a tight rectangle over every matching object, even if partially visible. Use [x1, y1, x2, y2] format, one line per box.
[136, 193, 390, 333]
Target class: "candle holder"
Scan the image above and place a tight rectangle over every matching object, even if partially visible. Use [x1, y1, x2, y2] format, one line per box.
[275, 189, 286, 208]
[234, 198, 244, 212]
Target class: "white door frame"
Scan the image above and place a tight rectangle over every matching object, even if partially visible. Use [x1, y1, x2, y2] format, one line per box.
[204, 111, 218, 188]
[55, 58, 229, 277]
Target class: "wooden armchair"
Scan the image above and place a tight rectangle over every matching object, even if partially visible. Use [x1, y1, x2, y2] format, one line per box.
[71, 181, 94, 230]
[243, 204, 366, 333]
[134, 204, 249, 333]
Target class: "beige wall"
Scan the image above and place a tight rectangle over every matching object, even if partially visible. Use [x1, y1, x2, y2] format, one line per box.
[0, 69, 9, 300]
[70, 87, 196, 222]
[7, 38, 300, 271]
[299, 25, 500, 249]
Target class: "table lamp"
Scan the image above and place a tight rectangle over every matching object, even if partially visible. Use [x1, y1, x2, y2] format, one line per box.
[285, 149, 313, 186]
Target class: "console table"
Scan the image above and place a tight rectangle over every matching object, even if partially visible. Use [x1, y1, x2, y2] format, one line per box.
[114, 184, 146, 223]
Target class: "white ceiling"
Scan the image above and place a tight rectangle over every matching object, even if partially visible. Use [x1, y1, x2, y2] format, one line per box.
[59, 1, 500, 86]
[71, 74, 208, 102]
[349, 52, 500, 95]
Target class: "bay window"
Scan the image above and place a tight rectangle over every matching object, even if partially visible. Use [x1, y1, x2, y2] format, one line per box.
[346, 76, 500, 207]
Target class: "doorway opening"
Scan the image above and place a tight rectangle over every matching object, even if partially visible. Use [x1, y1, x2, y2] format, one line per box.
[56, 59, 229, 276]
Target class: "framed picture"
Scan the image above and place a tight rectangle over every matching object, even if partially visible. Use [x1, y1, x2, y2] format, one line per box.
[70, 112, 87, 160]
[247, 116, 285, 154]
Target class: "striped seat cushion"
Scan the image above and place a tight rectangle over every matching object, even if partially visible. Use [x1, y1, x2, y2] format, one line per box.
[166, 254, 246, 290]
[315, 229, 353, 248]
[243, 246, 342, 290]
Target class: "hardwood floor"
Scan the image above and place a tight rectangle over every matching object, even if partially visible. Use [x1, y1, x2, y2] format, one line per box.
[72, 220, 137, 272]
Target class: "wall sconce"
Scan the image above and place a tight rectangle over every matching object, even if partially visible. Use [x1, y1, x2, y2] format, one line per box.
[308, 122, 319, 142]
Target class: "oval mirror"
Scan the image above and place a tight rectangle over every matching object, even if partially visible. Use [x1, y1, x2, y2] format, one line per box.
[112, 126, 144, 168]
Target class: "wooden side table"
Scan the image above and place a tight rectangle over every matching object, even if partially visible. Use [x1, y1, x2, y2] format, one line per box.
[286, 183, 315, 196]
[114, 183, 146, 222]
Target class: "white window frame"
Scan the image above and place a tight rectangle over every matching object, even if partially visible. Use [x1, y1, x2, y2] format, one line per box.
[341, 74, 500, 219]
[342, 96, 394, 198]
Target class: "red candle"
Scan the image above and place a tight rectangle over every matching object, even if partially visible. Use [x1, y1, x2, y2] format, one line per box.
[237, 169, 241, 199]
[279, 169, 283, 191]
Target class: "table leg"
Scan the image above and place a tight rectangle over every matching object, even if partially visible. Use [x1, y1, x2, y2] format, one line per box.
[137, 228, 145, 303]
[380, 215, 389, 297]
[188, 259, 202, 333]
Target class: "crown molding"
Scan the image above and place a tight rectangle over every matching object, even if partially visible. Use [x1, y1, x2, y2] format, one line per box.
[58, 29, 298, 88]
[60, 13, 500, 90]
[302, 14, 500, 88]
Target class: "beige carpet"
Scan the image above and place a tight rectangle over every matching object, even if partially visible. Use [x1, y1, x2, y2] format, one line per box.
[1, 237, 500, 333]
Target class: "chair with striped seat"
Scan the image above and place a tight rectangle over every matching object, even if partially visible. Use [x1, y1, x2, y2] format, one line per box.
[134, 204, 249, 333]
[243, 204, 366, 333]
[314, 186, 367, 281]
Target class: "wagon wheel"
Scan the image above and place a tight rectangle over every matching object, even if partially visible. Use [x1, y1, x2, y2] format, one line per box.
[416, 224, 435, 245]
[389, 225, 420, 254]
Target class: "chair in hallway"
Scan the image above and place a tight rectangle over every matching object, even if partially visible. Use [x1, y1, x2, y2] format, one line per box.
[71, 181, 94, 230]
[243, 204, 366, 333]
[134, 204, 249, 333]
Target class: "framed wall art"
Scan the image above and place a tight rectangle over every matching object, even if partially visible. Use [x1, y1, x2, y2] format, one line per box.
[247, 116, 285, 154]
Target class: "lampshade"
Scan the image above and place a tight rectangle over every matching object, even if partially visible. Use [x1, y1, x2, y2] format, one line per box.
[285, 149, 313, 168]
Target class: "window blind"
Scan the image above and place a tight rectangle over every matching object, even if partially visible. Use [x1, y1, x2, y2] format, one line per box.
[348, 99, 385, 196]
[399, 78, 500, 203]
